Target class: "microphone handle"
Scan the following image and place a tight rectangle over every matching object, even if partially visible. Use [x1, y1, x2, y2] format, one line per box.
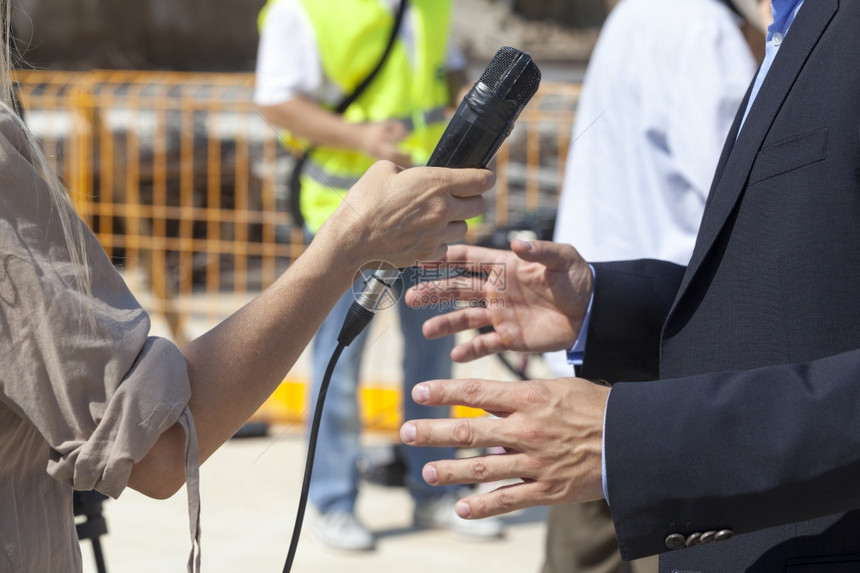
[427, 82, 523, 169]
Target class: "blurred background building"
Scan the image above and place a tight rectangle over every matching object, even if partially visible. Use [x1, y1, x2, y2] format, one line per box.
[12, 0, 610, 71]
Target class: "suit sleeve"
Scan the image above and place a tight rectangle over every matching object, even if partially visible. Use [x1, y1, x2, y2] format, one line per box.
[581, 259, 685, 383]
[605, 345, 860, 561]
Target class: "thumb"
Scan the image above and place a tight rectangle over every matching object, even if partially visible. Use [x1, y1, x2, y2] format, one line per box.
[510, 239, 585, 271]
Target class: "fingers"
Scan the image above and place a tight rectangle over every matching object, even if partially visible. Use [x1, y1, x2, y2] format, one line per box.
[449, 481, 557, 519]
[409, 378, 525, 413]
[400, 418, 508, 452]
[400, 378, 610, 519]
[420, 452, 533, 487]
[418, 166, 496, 199]
[407, 280, 490, 307]
[418, 308, 489, 337]
[450, 332, 509, 362]
[448, 195, 485, 224]
[444, 220, 469, 243]
[510, 239, 584, 270]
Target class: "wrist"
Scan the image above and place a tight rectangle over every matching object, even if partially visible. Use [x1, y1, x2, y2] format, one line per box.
[310, 211, 373, 274]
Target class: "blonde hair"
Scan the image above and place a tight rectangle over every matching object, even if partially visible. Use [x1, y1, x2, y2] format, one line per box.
[1, 0, 92, 294]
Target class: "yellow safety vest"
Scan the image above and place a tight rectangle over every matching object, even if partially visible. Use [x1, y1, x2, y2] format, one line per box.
[258, 0, 453, 233]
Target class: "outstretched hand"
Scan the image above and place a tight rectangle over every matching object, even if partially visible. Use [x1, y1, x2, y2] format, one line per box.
[405, 240, 593, 362]
[400, 377, 608, 519]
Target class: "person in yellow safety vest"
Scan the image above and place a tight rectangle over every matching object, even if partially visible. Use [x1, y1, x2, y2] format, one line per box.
[258, 0, 458, 233]
[254, 0, 503, 552]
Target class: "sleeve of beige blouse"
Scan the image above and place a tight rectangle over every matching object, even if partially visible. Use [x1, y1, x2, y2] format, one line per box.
[0, 110, 201, 570]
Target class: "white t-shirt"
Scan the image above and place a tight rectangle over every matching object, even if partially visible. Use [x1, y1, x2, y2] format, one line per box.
[555, 0, 757, 266]
[254, 0, 466, 107]
[545, 0, 758, 377]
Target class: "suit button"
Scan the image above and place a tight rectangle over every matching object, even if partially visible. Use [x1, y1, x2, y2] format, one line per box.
[699, 530, 717, 545]
[685, 532, 702, 547]
[665, 533, 686, 550]
[715, 529, 734, 542]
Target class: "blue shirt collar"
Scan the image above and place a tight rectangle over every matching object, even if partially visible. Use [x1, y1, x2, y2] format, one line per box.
[768, 0, 805, 41]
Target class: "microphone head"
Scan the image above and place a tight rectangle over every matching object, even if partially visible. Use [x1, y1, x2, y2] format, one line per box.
[478, 46, 542, 106]
[425, 46, 541, 169]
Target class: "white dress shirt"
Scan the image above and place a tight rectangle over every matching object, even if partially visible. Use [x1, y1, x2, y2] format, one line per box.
[555, 0, 757, 266]
[544, 0, 758, 378]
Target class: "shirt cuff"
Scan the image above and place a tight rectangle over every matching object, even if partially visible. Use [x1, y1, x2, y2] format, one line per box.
[564, 264, 608, 501]
[566, 264, 595, 366]
[602, 387, 611, 504]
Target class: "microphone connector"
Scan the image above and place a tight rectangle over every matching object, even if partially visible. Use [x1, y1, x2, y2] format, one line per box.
[337, 267, 402, 347]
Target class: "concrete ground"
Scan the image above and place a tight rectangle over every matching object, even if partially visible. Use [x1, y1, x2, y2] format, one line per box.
[79, 427, 548, 573]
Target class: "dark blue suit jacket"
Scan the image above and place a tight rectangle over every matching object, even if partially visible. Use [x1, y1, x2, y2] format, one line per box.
[581, 1, 860, 570]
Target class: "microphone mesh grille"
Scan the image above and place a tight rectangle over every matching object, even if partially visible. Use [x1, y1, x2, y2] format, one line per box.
[479, 46, 541, 105]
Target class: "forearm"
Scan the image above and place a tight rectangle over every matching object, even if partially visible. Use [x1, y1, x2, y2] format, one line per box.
[129, 232, 356, 497]
[257, 96, 364, 151]
[127, 160, 493, 497]
[184, 235, 353, 456]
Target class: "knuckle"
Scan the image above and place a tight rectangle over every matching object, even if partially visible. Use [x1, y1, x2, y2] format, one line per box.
[496, 489, 517, 511]
[429, 195, 449, 218]
[440, 465, 458, 483]
[522, 425, 545, 445]
[470, 460, 490, 481]
[453, 420, 474, 446]
[462, 380, 483, 403]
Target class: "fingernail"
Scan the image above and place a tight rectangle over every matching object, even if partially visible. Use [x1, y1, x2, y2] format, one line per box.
[413, 384, 430, 403]
[400, 423, 417, 443]
[455, 501, 471, 518]
[519, 240, 534, 250]
[422, 465, 438, 485]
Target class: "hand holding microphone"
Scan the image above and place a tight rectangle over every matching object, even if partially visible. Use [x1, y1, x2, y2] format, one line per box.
[344, 46, 543, 337]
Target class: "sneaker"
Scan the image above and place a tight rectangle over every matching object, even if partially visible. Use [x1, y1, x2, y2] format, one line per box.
[311, 510, 375, 551]
[413, 491, 504, 539]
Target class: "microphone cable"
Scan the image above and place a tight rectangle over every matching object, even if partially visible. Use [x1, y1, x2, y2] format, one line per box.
[282, 285, 391, 573]
[282, 340, 343, 573]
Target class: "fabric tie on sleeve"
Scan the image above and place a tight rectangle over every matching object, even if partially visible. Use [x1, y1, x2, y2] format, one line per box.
[179, 407, 202, 573]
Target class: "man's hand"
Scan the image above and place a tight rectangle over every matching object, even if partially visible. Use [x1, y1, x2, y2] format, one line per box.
[405, 240, 593, 362]
[400, 377, 609, 519]
[357, 119, 412, 166]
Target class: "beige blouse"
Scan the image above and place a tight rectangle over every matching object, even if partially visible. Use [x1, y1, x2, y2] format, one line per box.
[0, 108, 199, 572]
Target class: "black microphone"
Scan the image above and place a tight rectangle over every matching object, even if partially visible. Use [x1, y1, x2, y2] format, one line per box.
[428, 46, 542, 168]
[339, 46, 542, 345]
[284, 48, 542, 573]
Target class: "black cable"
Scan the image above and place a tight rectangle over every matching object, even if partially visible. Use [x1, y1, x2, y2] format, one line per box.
[282, 301, 376, 572]
[282, 340, 345, 573]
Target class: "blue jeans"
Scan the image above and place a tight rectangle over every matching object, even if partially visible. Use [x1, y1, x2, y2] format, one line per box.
[308, 267, 457, 514]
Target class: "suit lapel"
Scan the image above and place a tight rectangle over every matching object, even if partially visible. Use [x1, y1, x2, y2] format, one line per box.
[665, 0, 839, 326]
